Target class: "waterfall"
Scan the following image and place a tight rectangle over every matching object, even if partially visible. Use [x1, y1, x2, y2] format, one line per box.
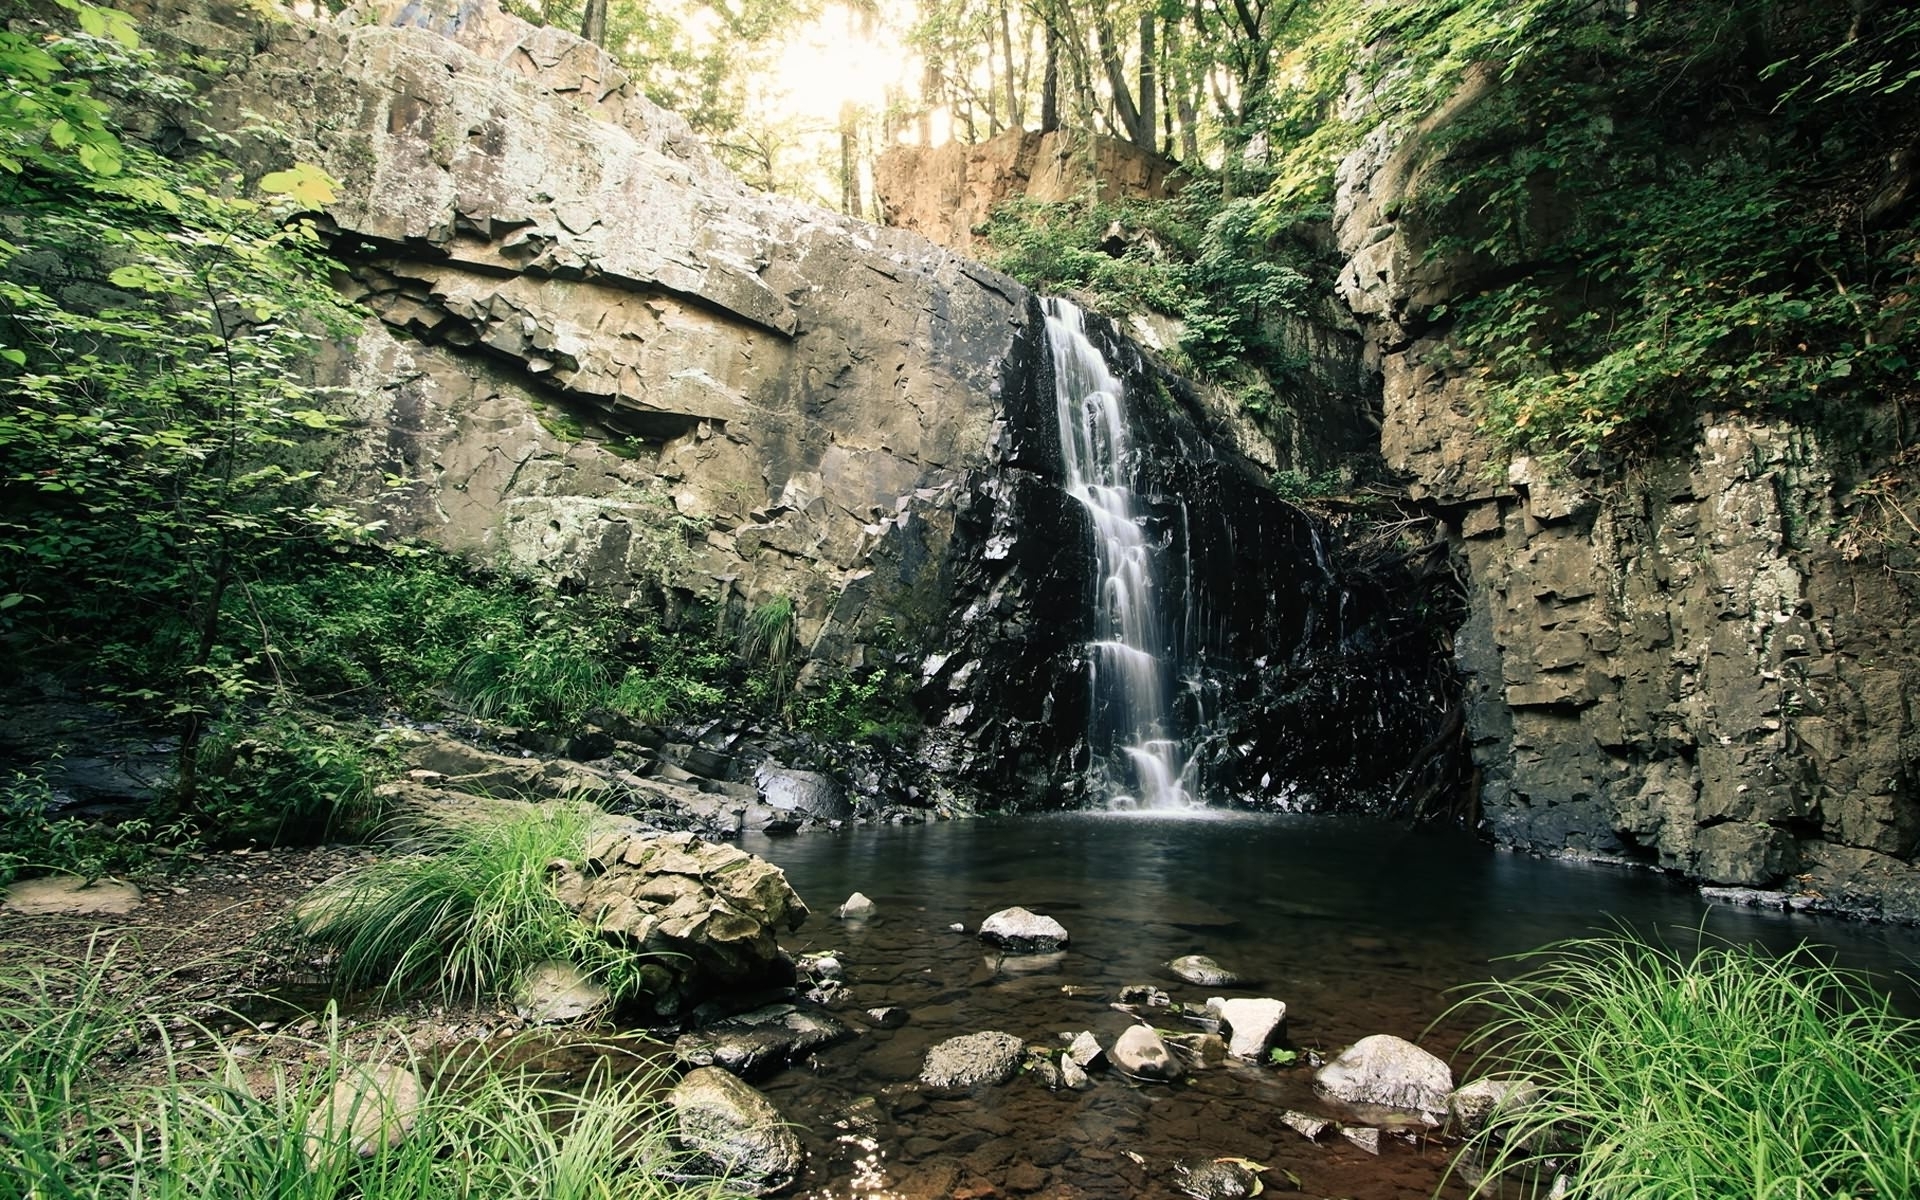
[1044, 297, 1196, 811]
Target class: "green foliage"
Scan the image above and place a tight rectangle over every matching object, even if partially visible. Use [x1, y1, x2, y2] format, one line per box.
[0, 2, 379, 814]
[0, 948, 750, 1200]
[293, 806, 656, 1006]
[978, 179, 1319, 392]
[789, 667, 916, 744]
[1447, 931, 1920, 1198]
[0, 763, 182, 886]
[738, 593, 797, 713]
[190, 712, 385, 845]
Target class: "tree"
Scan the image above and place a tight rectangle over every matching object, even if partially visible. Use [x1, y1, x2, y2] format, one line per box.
[0, 2, 376, 817]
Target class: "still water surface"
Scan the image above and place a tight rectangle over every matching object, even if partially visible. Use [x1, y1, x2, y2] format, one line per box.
[737, 812, 1918, 1200]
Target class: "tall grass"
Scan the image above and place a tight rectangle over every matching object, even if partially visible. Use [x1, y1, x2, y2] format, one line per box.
[292, 805, 649, 1005]
[1446, 931, 1920, 1198]
[0, 948, 747, 1200]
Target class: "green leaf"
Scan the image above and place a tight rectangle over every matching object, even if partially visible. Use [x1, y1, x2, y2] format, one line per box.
[0, 349, 25, 367]
[258, 162, 339, 208]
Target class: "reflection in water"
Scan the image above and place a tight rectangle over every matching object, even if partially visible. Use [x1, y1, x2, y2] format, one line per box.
[741, 814, 1919, 1200]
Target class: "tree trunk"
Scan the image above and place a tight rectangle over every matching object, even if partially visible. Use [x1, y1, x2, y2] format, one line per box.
[1138, 11, 1158, 154]
[1000, 0, 1022, 127]
[1041, 19, 1061, 132]
[579, 0, 608, 47]
[1096, 16, 1150, 148]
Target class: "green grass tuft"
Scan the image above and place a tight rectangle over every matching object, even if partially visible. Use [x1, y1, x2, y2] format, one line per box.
[0, 947, 748, 1200]
[1445, 930, 1920, 1198]
[292, 806, 650, 1006]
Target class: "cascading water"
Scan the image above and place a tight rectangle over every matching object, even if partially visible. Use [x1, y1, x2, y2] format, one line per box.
[1044, 297, 1197, 811]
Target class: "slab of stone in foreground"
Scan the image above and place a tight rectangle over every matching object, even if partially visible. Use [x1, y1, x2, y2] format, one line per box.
[3, 875, 141, 916]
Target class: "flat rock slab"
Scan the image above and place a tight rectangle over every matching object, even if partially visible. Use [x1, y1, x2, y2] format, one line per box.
[920, 1030, 1025, 1089]
[3, 876, 141, 915]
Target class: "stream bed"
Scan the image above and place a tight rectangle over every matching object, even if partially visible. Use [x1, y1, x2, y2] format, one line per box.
[734, 811, 1918, 1200]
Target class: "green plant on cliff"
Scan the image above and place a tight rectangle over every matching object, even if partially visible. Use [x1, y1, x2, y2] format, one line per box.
[1446, 931, 1920, 1198]
[1269, 0, 1920, 467]
[739, 593, 798, 713]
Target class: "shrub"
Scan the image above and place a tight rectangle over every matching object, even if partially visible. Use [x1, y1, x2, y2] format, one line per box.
[1446, 931, 1920, 1198]
[0, 763, 176, 885]
[291, 806, 651, 1005]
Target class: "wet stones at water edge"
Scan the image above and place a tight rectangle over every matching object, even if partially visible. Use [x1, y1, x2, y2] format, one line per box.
[977, 906, 1070, 951]
[1313, 1033, 1454, 1117]
[667, 1067, 803, 1195]
[1447, 1076, 1542, 1136]
[920, 1030, 1026, 1089]
[1168, 954, 1240, 987]
[1174, 1156, 1265, 1200]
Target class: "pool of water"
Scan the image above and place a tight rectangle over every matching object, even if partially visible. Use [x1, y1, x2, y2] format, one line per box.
[736, 811, 1920, 1200]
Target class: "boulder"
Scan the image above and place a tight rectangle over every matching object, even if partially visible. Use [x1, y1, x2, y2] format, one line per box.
[1064, 1030, 1104, 1069]
[668, 1067, 803, 1195]
[978, 906, 1070, 951]
[920, 1031, 1025, 1089]
[547, 831, 807, 1018]
[512, 960, 609, 1024]
[837, 892, 876, 918]
[1111, 1025, 1184, 1082]
[1205, 997, 1287, 1060]
[673, 1004, 855, 1080]
[1168, 954, 1240, 987]
[1314, 1033, 1453, 1115]
[753, 763, 850, 820]
[307, 1062, 423, 1162]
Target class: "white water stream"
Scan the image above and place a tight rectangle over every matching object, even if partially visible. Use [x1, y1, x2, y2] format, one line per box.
[1044, 297, 1196, 810]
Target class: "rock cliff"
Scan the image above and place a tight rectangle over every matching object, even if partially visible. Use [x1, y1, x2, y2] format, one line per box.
[1331, 84, 1920, 918]
[125, 0, 1449, 812]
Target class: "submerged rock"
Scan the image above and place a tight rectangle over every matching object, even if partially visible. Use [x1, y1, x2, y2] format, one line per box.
[1112, 1025, 1184, 1082]
[1282, 1110, 1330, 1141]
[1174, 1157, 1262, 1200]
[668, 1067, 803, 1195]
[837, 892, 876, 918]
[1314, 1033, 1454, 1116]
[920, 1030, 1025, 1089]
[1340, 1125, 1382, 1155]
[977, 906, 1070, 951]
[673, 1004, 855, 1079]
[1205, 997, 1287, 1060]
[1168, 954, 1240, 986]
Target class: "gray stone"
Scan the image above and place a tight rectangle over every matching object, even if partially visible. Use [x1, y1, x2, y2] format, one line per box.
[1340, 1126, 1382, 1155]
[1314, 1034, 1454, 1115]
[673, 1005, 855, 1080]
[977, 906, 1070, 951]
[864, 1006, 910, 1030]
[667, 1067, 803, 1195]
[1168, 954, 1240, 986]
[1111, 1025, 1185, 1082]
[307, 1062, 423, 1161]
[1282, 1110, 1330, 1141]
[512, 960, 609, 1024]
[1205, 997, 1287, 1060]
[1065, 1030, 1104, 1068]
[1059, 1054, 1092, 1090]
[920, 1030, 1025, 1089]
[837, 892, 876, 919]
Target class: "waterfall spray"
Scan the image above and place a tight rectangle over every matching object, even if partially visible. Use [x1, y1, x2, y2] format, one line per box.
[1044, 297, 1195, 811]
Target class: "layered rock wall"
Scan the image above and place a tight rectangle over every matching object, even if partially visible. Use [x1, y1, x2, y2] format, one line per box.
[1333, 88, 1920, 917]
